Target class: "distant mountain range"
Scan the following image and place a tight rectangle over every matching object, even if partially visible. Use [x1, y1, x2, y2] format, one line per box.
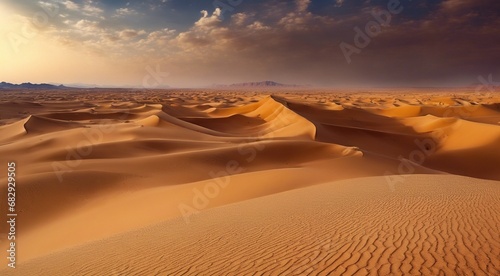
[214, 81, 307, 88]
[1, 80, 308, 89]
[0, 82, 68, 89]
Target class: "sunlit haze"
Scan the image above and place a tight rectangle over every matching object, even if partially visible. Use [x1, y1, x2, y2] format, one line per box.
[1, 0, 499, 87]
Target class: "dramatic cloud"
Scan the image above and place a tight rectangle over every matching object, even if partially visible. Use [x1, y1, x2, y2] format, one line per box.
[0, 0, 499, 87]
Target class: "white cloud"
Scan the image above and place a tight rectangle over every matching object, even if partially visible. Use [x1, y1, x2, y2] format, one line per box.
[145, 28, 175, 41]
[118, 29, 146, 40]
[277, 1, 334, 31]
[195, 9, 222, 28]
[82, 1, 104, 16]
[74, 19, 100, 33]
[137, 28, 176, 48]
[247, 21, 270, 31]
[62, 0, 79, 11]
[115, 8, 138, 16]
[232, 13, 249, 26]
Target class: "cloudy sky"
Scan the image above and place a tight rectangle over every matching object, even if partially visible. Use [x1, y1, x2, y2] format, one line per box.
[0, 0, 499, 88]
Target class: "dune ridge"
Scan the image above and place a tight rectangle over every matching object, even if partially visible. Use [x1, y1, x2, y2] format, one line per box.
[0, 89, 499, 274]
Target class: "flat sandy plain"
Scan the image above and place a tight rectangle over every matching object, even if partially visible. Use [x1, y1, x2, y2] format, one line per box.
[0, 88, 499, 275]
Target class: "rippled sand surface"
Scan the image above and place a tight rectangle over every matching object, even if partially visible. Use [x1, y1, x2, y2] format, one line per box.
[0, 89, 499, 275]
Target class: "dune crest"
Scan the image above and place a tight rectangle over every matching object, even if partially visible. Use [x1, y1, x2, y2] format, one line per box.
[0, 89, 499, 274]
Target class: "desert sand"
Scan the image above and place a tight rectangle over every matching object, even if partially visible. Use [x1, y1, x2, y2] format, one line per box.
[0, 88, 499, 275]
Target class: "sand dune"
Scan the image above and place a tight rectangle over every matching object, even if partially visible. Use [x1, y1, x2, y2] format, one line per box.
[4, 175, 499, 275]
[0, 89, 499, 274]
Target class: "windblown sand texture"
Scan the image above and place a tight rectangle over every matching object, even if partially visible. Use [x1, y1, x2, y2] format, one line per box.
[0, 89, 499, 275]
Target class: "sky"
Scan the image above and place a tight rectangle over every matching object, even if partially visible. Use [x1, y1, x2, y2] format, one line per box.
[0, 0, 499, 88]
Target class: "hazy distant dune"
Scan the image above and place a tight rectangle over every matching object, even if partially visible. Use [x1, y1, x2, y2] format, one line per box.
[0, 89, 499, 275]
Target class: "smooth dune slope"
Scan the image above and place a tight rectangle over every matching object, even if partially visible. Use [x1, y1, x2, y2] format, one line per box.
[2, 175, 499, 276]
[0, 89, 499, 274]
